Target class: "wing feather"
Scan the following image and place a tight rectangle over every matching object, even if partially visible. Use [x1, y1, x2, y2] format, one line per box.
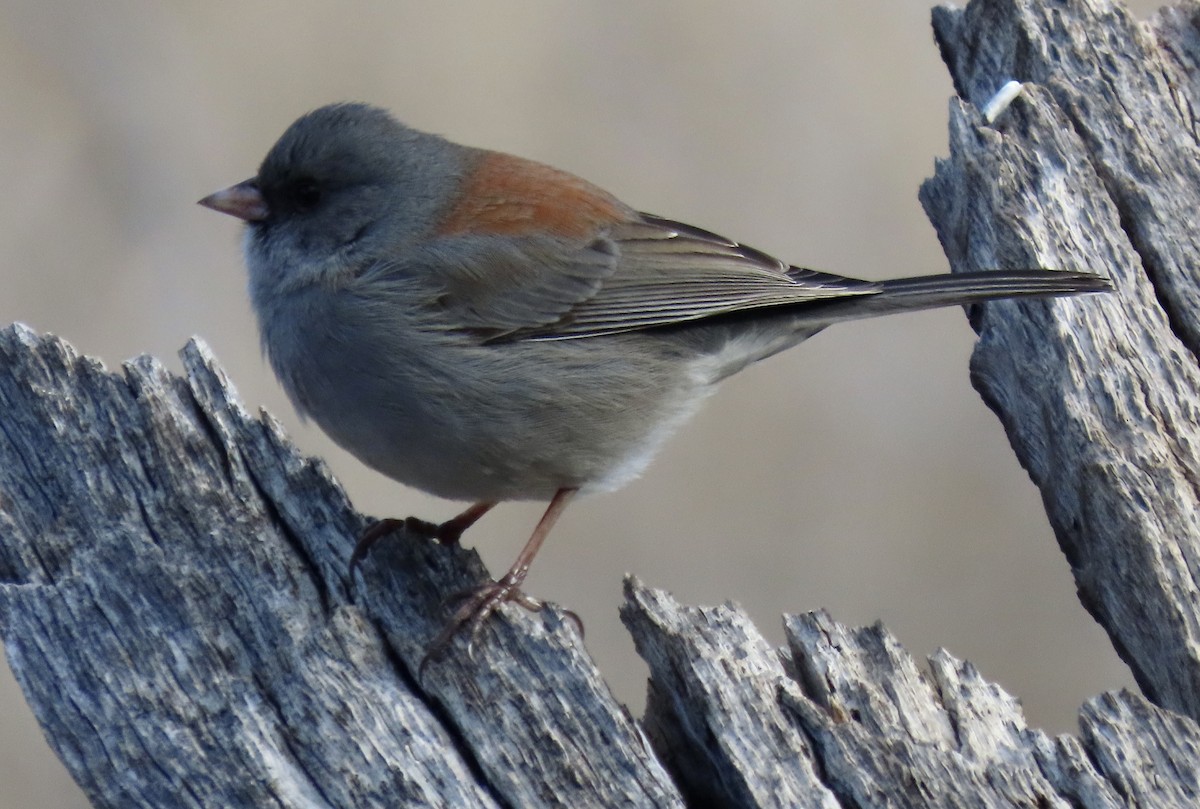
[496, 213, 877, 340]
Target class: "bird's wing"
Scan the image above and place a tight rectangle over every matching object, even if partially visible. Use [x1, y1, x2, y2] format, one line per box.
[507, 214, 877, 340]
[422, 214, 879, 341]
[420, 231, 623, 335]
[409, 149, 879, 340]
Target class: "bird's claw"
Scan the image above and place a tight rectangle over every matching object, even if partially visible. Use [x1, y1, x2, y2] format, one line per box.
[418, 574, 543, 677]
[349, 515, 453, 585]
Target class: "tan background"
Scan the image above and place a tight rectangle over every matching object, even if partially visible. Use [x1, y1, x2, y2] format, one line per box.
[0, 1, 1156, 804]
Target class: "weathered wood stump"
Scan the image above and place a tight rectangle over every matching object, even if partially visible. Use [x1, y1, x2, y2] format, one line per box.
[2, 0, 1198, 805]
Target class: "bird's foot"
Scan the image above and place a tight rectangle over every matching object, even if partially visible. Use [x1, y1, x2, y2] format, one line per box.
[418, 573, 542, 675]
[417, 577, 585, 677]
[348, 516, 441, 584]
[349, 511, 478, 585]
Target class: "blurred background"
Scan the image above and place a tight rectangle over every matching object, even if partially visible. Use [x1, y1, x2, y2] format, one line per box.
[0, 0, 1157, 804]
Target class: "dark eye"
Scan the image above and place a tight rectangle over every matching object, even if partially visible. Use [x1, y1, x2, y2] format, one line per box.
[290, 178, 322, 211]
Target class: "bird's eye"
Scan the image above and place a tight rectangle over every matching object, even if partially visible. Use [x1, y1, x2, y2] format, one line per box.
[291, 178, 322, 211]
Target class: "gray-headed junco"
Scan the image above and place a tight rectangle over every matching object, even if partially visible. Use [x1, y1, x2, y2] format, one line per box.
[200, 102, 1109, 659]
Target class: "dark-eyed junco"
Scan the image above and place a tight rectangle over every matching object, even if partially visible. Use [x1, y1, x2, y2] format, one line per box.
[200, 102, 1109, 660]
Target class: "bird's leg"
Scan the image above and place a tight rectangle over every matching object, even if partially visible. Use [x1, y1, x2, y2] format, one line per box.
[349, 500, 497, 581]
[421, 487, 578, 672]
[434, 500, 497, 546]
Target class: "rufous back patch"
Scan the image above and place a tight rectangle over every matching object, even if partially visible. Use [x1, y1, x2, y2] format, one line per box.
[436, 152, 628, 239]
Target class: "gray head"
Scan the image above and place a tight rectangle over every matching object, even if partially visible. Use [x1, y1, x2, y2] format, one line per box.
[202, 103, 471, 295]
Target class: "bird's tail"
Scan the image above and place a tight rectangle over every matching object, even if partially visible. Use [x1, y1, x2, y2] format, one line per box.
[700, 269, 1110, 383]
[847, 269, 1112, 318]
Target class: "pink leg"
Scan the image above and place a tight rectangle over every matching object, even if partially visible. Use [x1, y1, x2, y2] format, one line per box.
[349, 500, 497, 581]
[435, 501, 497, 546]
[421, 487, 578, 672]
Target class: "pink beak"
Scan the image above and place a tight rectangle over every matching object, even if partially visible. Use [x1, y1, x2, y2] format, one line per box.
[198, 179, 269, 222]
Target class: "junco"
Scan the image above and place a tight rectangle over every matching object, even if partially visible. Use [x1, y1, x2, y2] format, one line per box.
[200, 102, 1110, 661]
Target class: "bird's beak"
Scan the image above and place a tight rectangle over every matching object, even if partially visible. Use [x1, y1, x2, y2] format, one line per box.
[198, 179, 269, 222]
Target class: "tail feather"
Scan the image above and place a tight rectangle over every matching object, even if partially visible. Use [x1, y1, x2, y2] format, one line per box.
[694, 268, 1110, 382]
[822, 269, 1111, 321]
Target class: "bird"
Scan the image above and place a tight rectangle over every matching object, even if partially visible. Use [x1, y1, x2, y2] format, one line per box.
[199, 102, 1110, 663]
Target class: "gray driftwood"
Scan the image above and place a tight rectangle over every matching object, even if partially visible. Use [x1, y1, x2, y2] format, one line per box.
[2, 0, 1199, 805]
